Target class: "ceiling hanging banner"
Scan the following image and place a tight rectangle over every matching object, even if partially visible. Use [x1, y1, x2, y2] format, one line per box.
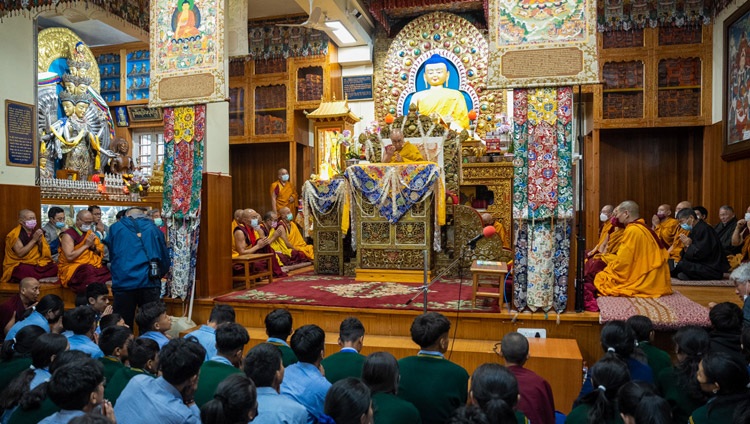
[487, 0, 599, 89]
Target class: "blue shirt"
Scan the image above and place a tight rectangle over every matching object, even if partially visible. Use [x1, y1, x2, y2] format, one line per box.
[185, 325, 216, 360]
[280, 362, 332, 424]
[254, 386, 308, 424]
[114, 375, 201, 424]
[209, 356, 233, 366]
[141, 331, 170, 349]
[4, 311, 49, 340]
[67, 334, 104, 358]
[29, 367, 51, 390]
[38, 409, 85, 424]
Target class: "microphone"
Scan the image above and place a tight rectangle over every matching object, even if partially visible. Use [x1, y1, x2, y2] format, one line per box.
[467, 225, 496, 246]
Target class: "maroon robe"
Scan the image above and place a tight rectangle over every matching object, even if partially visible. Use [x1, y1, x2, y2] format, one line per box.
[234, 224, 287, 278]
[0, 294, 26, 337]
[8, 229, 58, 283]
[61, 228, 111, 294]
[508, 365, 556, 424]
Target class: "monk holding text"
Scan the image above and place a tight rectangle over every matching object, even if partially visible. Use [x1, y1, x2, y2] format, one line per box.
[409, 55, 470, 130]
[2, 209, 58, 284]
[383, 128, 424, 163]
[59, 210, 111, 294]
[271, 168, 297, 218]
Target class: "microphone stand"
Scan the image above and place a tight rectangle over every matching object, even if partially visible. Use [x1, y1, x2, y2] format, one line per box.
[405, 246, 469, 314]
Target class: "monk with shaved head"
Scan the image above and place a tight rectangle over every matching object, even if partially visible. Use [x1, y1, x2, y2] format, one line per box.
[59, 209, 111, 294]
[2, 209, 58, 284]
[652, 204, 679, 247]
[232, 209, 287, 278]
[481, 213, 510, 249]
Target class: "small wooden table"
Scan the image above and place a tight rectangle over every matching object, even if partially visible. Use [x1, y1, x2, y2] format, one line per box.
[470, 260, 509, 308]
[232, 253, 274, 289]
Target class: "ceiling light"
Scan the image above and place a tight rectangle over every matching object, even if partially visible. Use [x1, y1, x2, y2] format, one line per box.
[325, 20, 356, 44]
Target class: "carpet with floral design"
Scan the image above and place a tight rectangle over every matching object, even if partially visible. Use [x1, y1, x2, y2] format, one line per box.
[214, 273, 501, 312]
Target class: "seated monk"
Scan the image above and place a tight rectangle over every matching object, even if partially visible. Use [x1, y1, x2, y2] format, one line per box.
[1, 209, 58, 284]
[0, 277, 40, 336]
[58, 210, 111, 294]
[582, 206, 626, 311]
[592, 200, 672, 299]
[233, 209, 286, 278]
[652, 204, 679, 247]
[671, 208, 729, 280]
[383, 128, 424, 163]
[279, 207, 314, 260]
[480, 213, 510, 249]
[729, 206, 750, 269]
[667, 201, 693, 264]
[263, 211, 308, 266]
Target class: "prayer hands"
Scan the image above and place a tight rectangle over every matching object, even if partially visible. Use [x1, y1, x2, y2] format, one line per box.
[32, 229, 44, 243]
[257, 238, 269, 247]
[96, 222, 105, 232]
[679, 233, 692, 247]
[652, 215, 660, 227]
[99, 400, 116, 423]
[288, 196, 295, 203]
[84, 233, 96, 247]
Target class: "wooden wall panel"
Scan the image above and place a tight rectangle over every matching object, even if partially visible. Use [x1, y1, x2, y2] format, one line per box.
[196, 173, 233, 298]
[0, 184, 41, 270]
[701, 122, 750, 219]
[230, 143, 297, 214]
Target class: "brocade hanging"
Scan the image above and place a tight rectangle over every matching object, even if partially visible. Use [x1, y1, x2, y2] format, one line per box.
[302, 179, 350, 238]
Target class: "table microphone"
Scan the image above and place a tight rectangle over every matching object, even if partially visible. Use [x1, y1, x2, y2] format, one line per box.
[466, 225, 496, 246]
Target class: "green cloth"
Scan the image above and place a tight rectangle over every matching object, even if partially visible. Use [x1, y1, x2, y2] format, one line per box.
[7, 397, 59, 424]
[397, 355, 469, 424]
[105, 367, 155, 405]
[372, 392, 422, 424]
[640, 341, 672, 378]
[194, 360, 242, 407]
[515, 411, 530, 424]
[0, 357, 32, 392]
[99, 356, 125, 383]
[689, 400, 736, 424]
[657, 367, 705, 424]
[270, 342, 298, 367]
[321, 351, 366, 384]
[565, 403, 624, 424]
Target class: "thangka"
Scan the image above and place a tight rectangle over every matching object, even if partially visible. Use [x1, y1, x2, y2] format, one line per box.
[162, 105, 205, 299]
[512, 87, 574, 313]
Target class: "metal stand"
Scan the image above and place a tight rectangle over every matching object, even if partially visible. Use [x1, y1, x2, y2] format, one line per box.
[405, 247, 467, 314]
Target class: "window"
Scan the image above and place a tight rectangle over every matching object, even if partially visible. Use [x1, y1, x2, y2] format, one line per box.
[132, 129, 164, 176]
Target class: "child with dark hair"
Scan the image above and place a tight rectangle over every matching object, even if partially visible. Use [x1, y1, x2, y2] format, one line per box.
[500, 332, 554, 424]
[98, 326, 133, 381]
[566, 357, 630, 424]
[618, 381, 671, 424]
[68, 414, 113, 424]
[280, 324, 331, 423]
[265, 308, 298, 366]
[5, 294, 64, 341]
[321, 317, 366, 383]
[656, 325, 708, 423]
[469, 363, 528, 424]
[708, 302, 745, 364]
[185, 304, 235, 361]
[449, 406, 491, 424]
[398, 312, 469, 424]
[65, 306, 104, 359]
[194, 323, 249, 406]
[243, 343, 307, 424]
[98, 313, 126, 331]
[323, 378, 373, 424]
[0, 325, 46, 392]
[200, 374, 258, 424]
[84, 283, 110, 334]
[40, 356, 113, 424]
[135, 301, 171, 348]
[361, 351, 421, 424]
[626, 315, 672, 377]
[114, 338, 205, 423]
[691, 351, 750, 423]
[104, 337, 159, 405]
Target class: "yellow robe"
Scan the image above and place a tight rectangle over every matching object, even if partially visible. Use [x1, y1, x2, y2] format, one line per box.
[655, 217, 679, 247]
[270, 181, 297, 216]
[390, 141, 424, 163]
[232, 225, 261, 258]
[1, 225, 53, 283]
[728, 235, 750, 269]
[594, 219, 672, 298]
[287, 222, 314, 260]
[231, 219, 239, 254]
[58, 229, 105, 288]
[493, 222, 510, 249]
[669, 227, 690, 262]
[414, 87, 470, 130]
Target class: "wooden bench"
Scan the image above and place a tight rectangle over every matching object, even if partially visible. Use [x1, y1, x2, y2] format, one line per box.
[232, 253, 274, 289]
[470, 260, 509, 308]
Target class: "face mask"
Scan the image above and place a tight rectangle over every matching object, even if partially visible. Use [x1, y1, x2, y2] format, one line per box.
[745, 213, 750, 221]
[680, 223, 692, 231]
[286, 213, 294, 221]
[656, 212, 666, 219]
[55, 221, 65, 229]
[281, 174, 289, 182]
[271, 221, 278, 229]
[24, 220, 37, 229]
[154, 218, 163, 227]
[80, 224, 92, 232]
[250, 218, 259, 227]
[599, 213, 609, 222]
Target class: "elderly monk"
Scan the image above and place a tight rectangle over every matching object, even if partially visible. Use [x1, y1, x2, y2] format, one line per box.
[271, 168, 297, 218]
[59, 210, 111, 294]
[2, 209, 58, 284]
[481, 213, 510, 249]
[383, 128, 424, 163]
[729, 206, 750, 269]
[671, 208, 729, 280]
[263, 211, 308, 265]
[582, 206, 626, 311]
[715, 205, 739, 256]
[233, 209, 287, 278]
[0, 277, 40, 336]
[231, 209, 243, 236]
[279, 207, 314, 260]
[593, 200, 672, 298]
[598, 204, 614, 231]
[667, 201, 693, 262]
[652, 204, 679, 247]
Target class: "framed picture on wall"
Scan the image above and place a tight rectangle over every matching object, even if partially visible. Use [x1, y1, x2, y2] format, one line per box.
[114, 106, 129, 127]
[723, 0, 750, 161]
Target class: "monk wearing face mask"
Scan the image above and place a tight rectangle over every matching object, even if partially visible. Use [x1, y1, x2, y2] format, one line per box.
[1, 209, 58, 283]
[58, 209, 111, 294]
[271, 168, 297, 219]
[652, 204, 679, 247]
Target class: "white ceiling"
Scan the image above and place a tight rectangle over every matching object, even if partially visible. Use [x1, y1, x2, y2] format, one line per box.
[249, 0, 306, 19]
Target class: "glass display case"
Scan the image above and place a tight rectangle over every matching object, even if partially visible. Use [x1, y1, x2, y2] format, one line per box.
[601, 60, 644, 120]
[657, 57, 702, 118]
[254, 83, 287, 136]
[96, 53, 121, 103]
[296, 66, 324, 103]
[126, 49, 150, 101]
[229, 85, 246, 137]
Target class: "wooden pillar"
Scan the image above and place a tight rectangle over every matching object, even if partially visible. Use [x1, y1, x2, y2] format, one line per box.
[196, 172, 233, 298]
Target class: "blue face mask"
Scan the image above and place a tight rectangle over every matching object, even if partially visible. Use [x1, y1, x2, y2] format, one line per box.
[154, 218, 163, 227]
[286, 213, 294, 221]
[55, 221, 65, 229]
[250, 218, 259, 227]
[680, 223, 692, 231]
[281, 174, 289, 182]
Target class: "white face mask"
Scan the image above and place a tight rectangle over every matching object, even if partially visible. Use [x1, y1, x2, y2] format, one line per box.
[80, 224, 92, 232]
[600, 213, 609, 222]
[745, 213, 750, 221]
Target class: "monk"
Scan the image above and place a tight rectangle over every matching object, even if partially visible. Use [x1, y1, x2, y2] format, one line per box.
[582, 206, 626, 311]
[652, 204, 679, 247]
[383, 128, 424, 163]
[715, 205, 739, 256]
[593, 200, 672, 298]
[232, 208, 252, 252]
[0, 277, 40, 336]
[588, 206, 626, 261]
[598, 204, 614, 232]
[671, 208, 729, 280]
[279, 207, 314, 260]
[233, 209, 287, 278]
[263, 211, 309, 265]
[667, 201, 692, 263]
[271, 168, 297, 219]
[1, 209, 58, 284]
[58, 210, 111, 294]
[481, 213, 510, 249]
[729, 207, 750, 269]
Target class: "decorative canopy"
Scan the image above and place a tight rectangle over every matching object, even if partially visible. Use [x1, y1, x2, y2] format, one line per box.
[306, 97, 361, 124]
[1, 0, 148, 29]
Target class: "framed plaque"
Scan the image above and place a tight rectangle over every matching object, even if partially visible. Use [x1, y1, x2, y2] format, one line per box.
[5, 100, 36, 168]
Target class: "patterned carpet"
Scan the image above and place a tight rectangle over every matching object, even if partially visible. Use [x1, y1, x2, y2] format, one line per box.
[215, 273, 500, 312]
[597, 290, 710, 330]
[669, 277, 733, 287]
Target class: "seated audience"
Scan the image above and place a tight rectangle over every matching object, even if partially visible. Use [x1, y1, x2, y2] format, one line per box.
[667, 201, 693, 263]
[5, 294, 64, 341]
[264, 211, 308, 266]
[652, 204, 679, 247]
[0, 277, 40, 336]
[233, 209, 287, 277]
[194, 323, 248, 406]
[617, 381, 671, 424]
[278, 206, 314, 260]
[708, 302, 745, 364]
[65, 306, 104, 359]
[627, 315, 672, 377]
[104, 338, 159, 404]
[200, 374, 257, 424]
[243, 343, 307, 424]
[672, 208, 729, 280]
[731, 262, 750, 327]
[449, 406, 493, 424]
[499, 332, 554, 424]
[39, 356, 112, 424]
[321, 317, 366, 383]
[98, 313, 126, 331]
[323, 378, 373, 424]
[469, 363, 529, 424]
[398, 312, 469, 424]
[114, 338, 205, 423]
[265, 308, 298, 366]
[656, 326, 709, 424]
[694, 205, 708, 221]
[83, 283, 111, 333]
[1, 209, 58, 284]
[58, 210, 110, 294]
[135, 300, 171, 349]
[566, 357, 630, 424]
[98, 326, 132, 381]
[185, 304, 236, 361]
[42, 206, 65, 262]
[715, 205, 739, 256]
[280, 324, 331, 424]
[691, 352, 750, 423]
[68, 414, 113, 424]
[361, 351, 421, 424]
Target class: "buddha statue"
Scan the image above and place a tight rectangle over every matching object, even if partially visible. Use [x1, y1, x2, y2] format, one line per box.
[409, 55, 470, 131]
[149, 162, 165, 193]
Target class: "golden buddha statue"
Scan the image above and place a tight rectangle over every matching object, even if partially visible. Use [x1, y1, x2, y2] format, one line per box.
[149, 162, 165, 193]
[409, 55, 470, 131]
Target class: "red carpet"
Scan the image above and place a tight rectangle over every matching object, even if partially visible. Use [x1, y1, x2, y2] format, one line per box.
[215, 272, 500, 312]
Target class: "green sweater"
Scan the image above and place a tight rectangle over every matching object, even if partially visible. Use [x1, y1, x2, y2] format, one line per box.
[8, 397, 59, 424]
[397, 355, 469, 424]
[105, 367, 155, 405]
[565, 403, 624, 424]
[321, 350, 366, 384]
[99, 356, 125, 383]
[268, 341, 298, 367]
[0, 357, 32, 392]
[657, 367, 706, 424]
[372, 392, 422, 424]
[640, 341, 672, 378]
[514, 411, 530, 424]
[194, 359, 243, 407]
[689, 398, 736, 424]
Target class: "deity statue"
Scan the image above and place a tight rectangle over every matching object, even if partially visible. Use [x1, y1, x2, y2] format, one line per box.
[106, 137, 135, 174]
[409, 55, 470, 131]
